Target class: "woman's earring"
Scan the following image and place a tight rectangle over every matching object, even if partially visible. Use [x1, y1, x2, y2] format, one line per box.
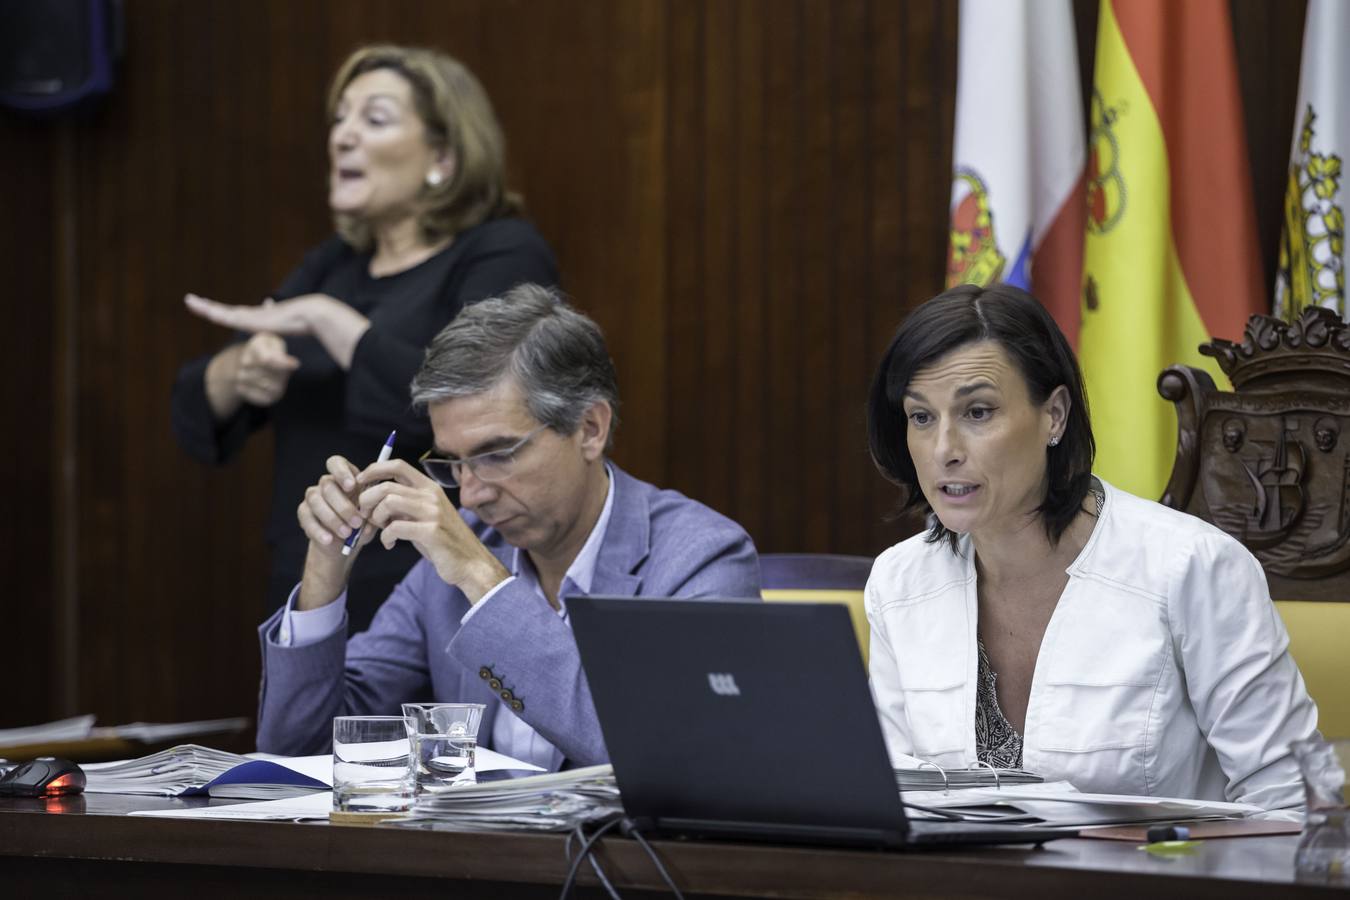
[426, 170, 444, 187]
[1048, 435, 1061, 447]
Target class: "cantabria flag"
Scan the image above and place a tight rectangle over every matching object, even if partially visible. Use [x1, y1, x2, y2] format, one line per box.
[946, 0, 1085, 343]
[1274, 0, 1348, 321]
[1078, 0, 1264, 499]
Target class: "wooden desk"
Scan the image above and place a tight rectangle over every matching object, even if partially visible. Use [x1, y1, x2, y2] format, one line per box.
[0, 793, 1342, 899]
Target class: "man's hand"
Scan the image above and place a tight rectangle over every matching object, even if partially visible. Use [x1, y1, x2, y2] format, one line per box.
[356, 459, 510, 603]
[294, 455, 371, 610]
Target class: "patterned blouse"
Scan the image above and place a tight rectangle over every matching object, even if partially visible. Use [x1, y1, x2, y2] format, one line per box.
[974, 639, 1025, 768]
[975, 481, 1106, 769]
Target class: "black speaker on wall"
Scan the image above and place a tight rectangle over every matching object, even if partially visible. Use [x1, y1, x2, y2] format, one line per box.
[0, 0, 123, 115]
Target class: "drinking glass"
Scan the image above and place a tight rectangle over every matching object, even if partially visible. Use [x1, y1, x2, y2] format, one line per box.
[1293, 737, 1350, 886]
[402, 702, 485, 792]
[331, 716, 415, 813]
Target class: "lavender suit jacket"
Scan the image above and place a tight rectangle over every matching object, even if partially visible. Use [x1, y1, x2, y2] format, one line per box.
[254, 464, 760, 764]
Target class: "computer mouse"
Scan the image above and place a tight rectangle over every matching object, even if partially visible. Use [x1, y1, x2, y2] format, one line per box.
[0, 756, 86, 797]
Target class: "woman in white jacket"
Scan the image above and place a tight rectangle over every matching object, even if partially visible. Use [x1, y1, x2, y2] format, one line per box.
[864, 283, 1318, 810]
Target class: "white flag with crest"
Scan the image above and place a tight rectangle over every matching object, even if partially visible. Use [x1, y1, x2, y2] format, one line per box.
[946, 0, 1085, 341]
[1274, 0, 1350, 321]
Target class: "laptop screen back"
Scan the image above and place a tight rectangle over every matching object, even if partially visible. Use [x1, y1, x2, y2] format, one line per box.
[568, 597, 906, 838]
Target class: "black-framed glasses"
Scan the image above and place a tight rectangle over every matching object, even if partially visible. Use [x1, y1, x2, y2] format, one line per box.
[419, 425, 549, 488]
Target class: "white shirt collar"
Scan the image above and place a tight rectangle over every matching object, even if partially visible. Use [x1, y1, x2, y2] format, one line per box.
[508, 462, 615, 605]
[560, 462, 615, 596]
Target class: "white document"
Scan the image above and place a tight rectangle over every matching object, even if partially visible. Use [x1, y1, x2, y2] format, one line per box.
[473, 747, 546, 773]
[247, 747, 544, 778]
[83, 745, 252, 795]
[903, 781, 1261, 827]
[0, 715, 97, 747]
[249, 754, 334, 784]
[128, 791, 335, 821]
[0, 716, 248, 750]
[989, 788, 1260, 827]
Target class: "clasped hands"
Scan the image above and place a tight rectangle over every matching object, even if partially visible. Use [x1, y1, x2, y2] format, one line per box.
[296, 455, 509, 609]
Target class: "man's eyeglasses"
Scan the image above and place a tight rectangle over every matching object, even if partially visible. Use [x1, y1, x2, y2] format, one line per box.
[419, 425, 549, 488]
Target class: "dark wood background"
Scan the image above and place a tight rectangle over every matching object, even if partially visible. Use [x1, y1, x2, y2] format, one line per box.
[0, 0, 1306, 734]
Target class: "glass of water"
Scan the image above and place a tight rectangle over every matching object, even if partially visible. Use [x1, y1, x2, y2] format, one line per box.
[402, 702, 485, 793]
[331, 716, 415, 813]
[1294, 737, 1350, 886]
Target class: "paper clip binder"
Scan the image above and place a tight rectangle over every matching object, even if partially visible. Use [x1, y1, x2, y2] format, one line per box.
[970, 759, 1003, 790]
[894, 760, 1042, 794]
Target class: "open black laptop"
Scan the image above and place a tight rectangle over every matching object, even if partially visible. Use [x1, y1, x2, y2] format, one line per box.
[568, 596, 1070, 849]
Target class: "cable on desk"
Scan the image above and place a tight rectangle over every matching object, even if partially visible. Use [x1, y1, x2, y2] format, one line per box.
[621, 820, 685, 900]
[560, 817, 624, 899]
[564, 819, 622, 900]
[559, 817, 687, 900]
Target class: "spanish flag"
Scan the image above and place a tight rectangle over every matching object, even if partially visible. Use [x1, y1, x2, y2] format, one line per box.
[1078, 0, 1264, 499]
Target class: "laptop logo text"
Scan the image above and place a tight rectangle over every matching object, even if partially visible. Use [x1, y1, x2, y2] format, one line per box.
[707, 673, 741, 696]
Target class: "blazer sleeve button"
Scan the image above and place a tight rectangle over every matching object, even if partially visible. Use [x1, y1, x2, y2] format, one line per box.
[500, 690, 513, 701]
[489, 678, 502, 690]
[479, 667, 491, 680]
[510, 700, 524, 712]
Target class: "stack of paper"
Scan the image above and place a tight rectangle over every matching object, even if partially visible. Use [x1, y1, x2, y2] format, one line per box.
[901, 781, 1262, 827]
[0, 715, 248, 751]
[124, 747, 545, 821]
[0, 715, 98, 746]
[84, 745, 248, 794]
[83, 744, 330, 799]
[395, 764, 623, 833]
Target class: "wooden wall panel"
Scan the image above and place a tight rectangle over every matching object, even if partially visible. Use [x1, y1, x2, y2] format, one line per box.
[0, 0, 1310, 731]
[66, 0, 283, 724]
[482, 1, 673, 482]
[729, 0, 771, 549]
[0, 115, 57, 727]
[647, 0, 953, 557]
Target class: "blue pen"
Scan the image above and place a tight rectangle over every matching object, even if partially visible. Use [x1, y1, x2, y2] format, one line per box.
[342, 430, 396, 556]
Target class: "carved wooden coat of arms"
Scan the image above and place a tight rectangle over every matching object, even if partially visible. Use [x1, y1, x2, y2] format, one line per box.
[1159, 308, 1350, 602]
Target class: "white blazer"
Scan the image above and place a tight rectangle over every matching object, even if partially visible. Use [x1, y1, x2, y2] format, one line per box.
[865, 479, 1319, 810]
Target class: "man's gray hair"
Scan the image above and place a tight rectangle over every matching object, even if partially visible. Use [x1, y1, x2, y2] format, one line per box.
[410, 284, 621, 447]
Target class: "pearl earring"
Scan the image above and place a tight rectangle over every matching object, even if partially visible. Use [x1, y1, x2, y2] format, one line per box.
[426, 170, 444, 187]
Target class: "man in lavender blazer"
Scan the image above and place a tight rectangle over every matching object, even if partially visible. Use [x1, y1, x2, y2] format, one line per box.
[255, 286, 760, 767]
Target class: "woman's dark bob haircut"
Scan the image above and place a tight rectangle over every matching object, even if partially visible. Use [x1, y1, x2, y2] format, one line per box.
[866, 282, 1095, 550]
